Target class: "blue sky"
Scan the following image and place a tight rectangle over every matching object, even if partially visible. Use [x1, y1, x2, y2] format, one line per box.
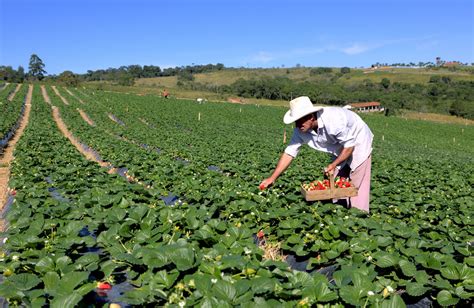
[1, 0, 473, 75]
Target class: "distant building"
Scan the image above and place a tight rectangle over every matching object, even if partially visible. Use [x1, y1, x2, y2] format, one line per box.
[442, 61, 461, 68]
[349, 102, 384, 113]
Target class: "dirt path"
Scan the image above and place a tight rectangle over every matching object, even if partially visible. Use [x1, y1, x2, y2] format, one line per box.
[52, 106, 110, 168]
[1, 82, 10, 91]
[7, 84, 22, 101]
[0, 84, 33, 231]
[64, 88, 86, 104]
[41, 85, 52, 105]
[108, 113, 124, 126]
[51, 107, 142, 185]
[77, 109, 95, 126]
[51, 85, 69, 105]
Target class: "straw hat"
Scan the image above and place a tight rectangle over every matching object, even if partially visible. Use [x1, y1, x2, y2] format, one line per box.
[283, 96, 323, 124]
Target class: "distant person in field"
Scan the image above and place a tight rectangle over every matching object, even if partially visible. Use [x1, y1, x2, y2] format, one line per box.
[162, 89, 169, 98]
[260, 96, 374, 212]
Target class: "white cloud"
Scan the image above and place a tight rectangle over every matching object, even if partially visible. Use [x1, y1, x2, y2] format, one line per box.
[250, 51, 275, 63]
[242, 36, 438, 65]
[341, 43, 372, 55]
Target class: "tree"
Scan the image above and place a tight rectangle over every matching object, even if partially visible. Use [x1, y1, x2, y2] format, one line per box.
[16, 66, 25, 83]
[58, 70, 79, 86]
[0, 66, 15, 81]
[28, 54, 47, 80]
[381, 78, 391, 89]
[116, 72, 134, 86]
[340, 67, 351, 74]
[177, 71, 194, 82]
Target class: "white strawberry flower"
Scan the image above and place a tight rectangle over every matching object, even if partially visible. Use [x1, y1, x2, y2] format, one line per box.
[367, 291, 375, 296]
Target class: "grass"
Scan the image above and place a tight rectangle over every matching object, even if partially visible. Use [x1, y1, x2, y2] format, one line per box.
[400, 110, 474, 126]
[85, 66, 474, 126]
[134, 67, 474, 90]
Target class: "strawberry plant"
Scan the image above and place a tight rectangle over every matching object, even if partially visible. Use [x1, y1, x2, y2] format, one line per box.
[0, 85, 472, 306]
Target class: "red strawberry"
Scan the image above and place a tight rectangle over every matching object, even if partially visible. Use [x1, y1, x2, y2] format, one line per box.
[97, 282, 112, 290]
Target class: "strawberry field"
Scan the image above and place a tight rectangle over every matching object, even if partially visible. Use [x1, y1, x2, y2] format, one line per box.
[0, 84, 473, 307]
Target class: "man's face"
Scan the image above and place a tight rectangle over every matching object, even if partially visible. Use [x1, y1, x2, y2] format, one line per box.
[295, 114, 315, 133]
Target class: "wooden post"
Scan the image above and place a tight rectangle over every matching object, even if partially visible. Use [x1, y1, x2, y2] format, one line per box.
[283, 129, 287, 143]
[198, 112, 201, 121]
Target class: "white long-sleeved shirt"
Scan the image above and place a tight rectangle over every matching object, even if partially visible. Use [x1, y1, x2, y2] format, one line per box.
[284, 107, 374, 170]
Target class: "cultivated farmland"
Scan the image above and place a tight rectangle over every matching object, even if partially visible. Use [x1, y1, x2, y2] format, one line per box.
[0, 84, 473, 307]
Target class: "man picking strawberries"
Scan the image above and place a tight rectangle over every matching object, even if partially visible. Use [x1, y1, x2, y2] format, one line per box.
[260, 96, 374, 212]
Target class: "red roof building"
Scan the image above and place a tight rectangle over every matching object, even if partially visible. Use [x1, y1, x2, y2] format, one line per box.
[349, 102, 384, 113]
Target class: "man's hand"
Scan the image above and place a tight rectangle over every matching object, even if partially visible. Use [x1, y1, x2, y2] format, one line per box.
[259, 178, 274, 190]
[324, 163, 337, 174]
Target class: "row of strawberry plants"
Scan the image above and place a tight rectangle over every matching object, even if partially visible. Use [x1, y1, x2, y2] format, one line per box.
[0, 84, 28, 152]
[1, 85, 159, 305]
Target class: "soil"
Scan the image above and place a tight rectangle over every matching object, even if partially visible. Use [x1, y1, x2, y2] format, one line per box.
[64, 88, 85, 104]
[77, 108, 95, 126]
[52, 106, 110, 169]
[7, 84, 22, 101]
[0, 84, 33, 231]
[51, 106, 141, 184]
[51, 85, 69, 105]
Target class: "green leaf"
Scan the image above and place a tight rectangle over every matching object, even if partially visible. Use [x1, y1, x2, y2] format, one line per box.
[50, 292, 83, 308]
[376, 236, 393, 247]
[250, 277, 276, 294]
[35, 256, 55, 273]
[302, 281, 337, 302]
[9, 273, 42, 291]
[213, 280, 236, 302]
[169, 247, 195, 271]
[406, 282, 429, 297]
[339, 285, 366, 306]
[292, 271, 313, 287]
[325, 250, 341, 259]
[57, 271, 89, 295]
[454, 286, 471, 299]
[374, 252, 398, 268]
[155, 270, 179, 288]
[437, 290, 460, 306]
[381, 294, 406, 308]
[287, 234, 302, 244]
[118, 196, 131, 208]
[43, 272, 60, 295]
[75, 253, 99, 268]
[398, 259, 416, 277]
[425, 255, 441, 270]
[328, 225, 340, 238]
[55, 256, 72, 273]
[441, 264, 459, 280]
[414, 270, 429, 284]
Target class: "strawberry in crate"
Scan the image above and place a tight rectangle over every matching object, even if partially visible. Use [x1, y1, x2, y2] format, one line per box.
[334, 176, 352, 188]
[302, 179, 330, 191]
